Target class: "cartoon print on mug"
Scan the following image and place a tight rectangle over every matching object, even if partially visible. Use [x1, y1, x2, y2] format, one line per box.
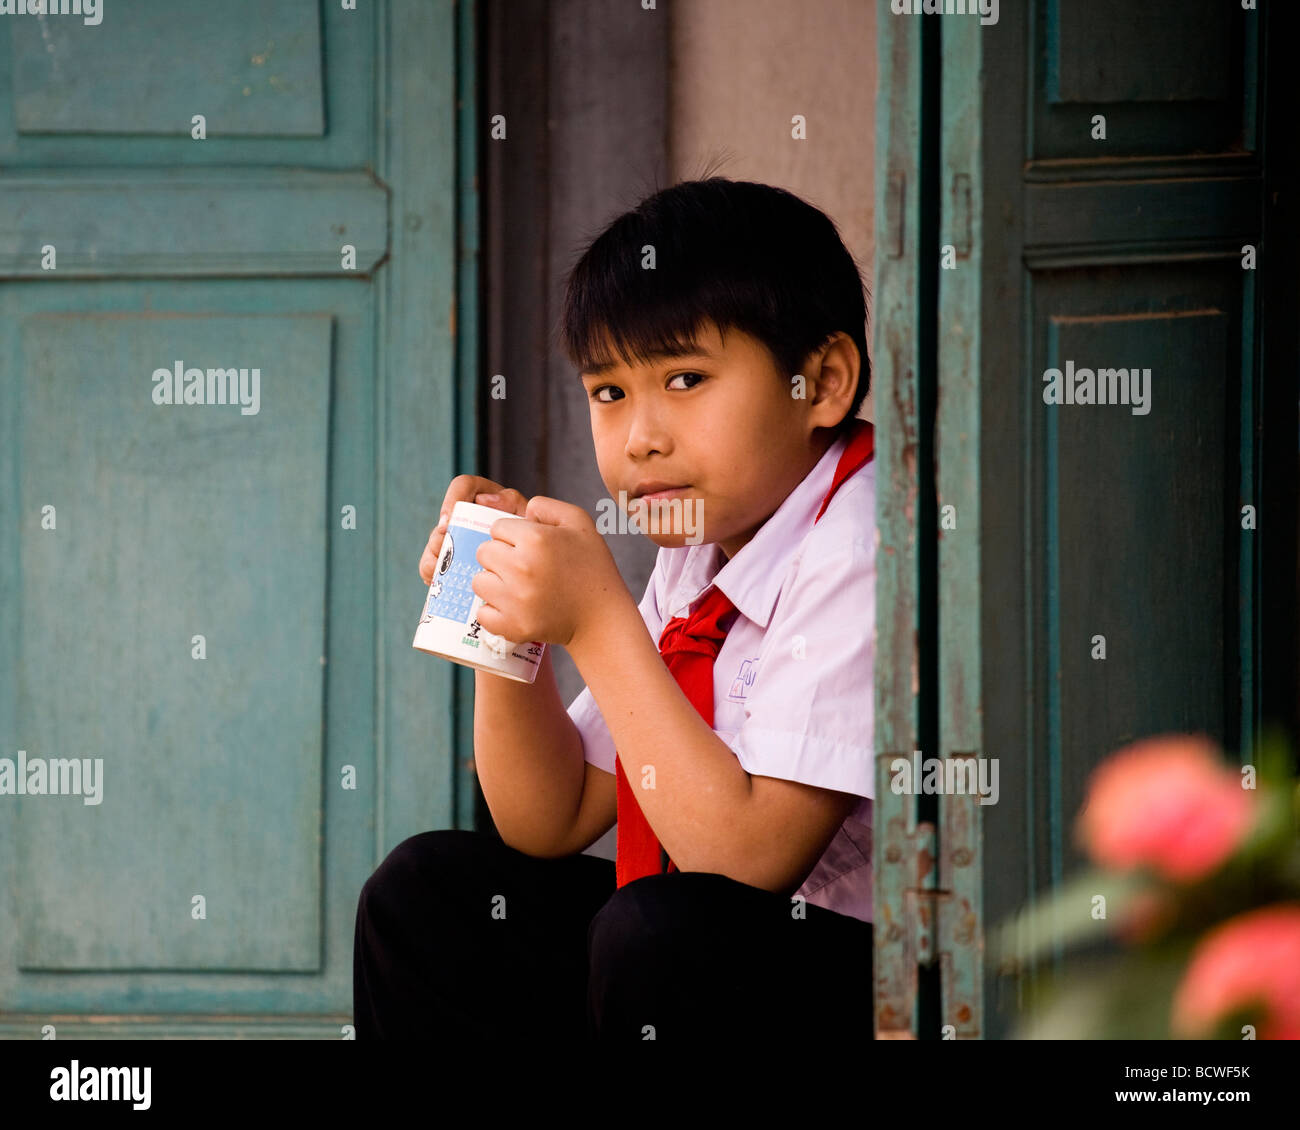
[420, 528, 457, 623]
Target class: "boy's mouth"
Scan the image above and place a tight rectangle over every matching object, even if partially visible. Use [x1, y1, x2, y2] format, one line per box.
[631, 482, 690, 500]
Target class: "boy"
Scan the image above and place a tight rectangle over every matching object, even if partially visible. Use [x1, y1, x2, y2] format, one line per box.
[353, 177, 876, 1044]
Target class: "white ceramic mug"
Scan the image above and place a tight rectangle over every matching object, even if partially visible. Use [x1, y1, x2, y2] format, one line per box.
[411, 501, 546, 683]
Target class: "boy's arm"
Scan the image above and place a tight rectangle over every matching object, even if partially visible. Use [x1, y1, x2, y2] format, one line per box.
[567, 587, 858, 895]
[473, 645, 601, 857]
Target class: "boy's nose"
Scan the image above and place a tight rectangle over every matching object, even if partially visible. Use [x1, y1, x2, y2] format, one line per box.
[623, 418, 672, 459]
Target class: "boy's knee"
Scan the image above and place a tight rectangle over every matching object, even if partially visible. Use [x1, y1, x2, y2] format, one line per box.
[587, 874, 769, 1041]
[358, 828, 481, 911]
[588, 873, 694, 971]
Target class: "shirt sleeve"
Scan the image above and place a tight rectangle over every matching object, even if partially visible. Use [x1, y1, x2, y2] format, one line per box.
[729, 520, 875, 805]
[566, 552, 666, 773]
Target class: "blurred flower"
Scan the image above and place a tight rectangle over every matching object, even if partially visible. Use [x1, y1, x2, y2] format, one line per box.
[1076, 734, 1257, 882]
[1170, 905, 1300, 1039]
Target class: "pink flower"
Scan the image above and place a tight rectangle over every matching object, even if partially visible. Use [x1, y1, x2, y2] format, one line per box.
[1171, 905, 1300, 1039]
[1075, 734, 1256, 882]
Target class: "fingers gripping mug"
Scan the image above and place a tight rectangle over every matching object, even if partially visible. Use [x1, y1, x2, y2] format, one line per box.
[412, 501, 547, 683]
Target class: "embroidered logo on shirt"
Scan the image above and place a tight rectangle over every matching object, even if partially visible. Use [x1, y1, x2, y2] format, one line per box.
[727, 657, 758, 702]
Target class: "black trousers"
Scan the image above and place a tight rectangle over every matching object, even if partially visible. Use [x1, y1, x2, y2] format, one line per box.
[353, 827, 874, 1045]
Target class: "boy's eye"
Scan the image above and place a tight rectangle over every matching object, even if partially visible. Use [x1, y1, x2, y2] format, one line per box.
[588, 372, 704, 403]
[667, 371, 706, 390]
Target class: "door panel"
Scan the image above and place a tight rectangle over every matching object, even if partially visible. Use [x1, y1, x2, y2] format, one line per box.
[0, 0, 471, 1034]
[973, 0, 1265, 1039]
[13, 0, 325, 136]
[876, 0, 1271, 1039]
[1044, 281, 1234, 800]
[1038, 0, 1245, 158]
[17, 309, 331, 976]
[0, 280, 376, 1019]
[0, 171, 387, 278]
[0, 0, 372, 166]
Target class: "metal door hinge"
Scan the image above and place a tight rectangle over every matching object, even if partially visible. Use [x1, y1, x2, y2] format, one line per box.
[880, 779, 983, 1037]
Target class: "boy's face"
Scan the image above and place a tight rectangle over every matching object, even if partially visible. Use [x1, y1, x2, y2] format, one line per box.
[579, 321, 856, 560]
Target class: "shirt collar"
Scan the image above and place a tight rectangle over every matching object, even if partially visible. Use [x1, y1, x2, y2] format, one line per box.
[666, 432, 852, 629]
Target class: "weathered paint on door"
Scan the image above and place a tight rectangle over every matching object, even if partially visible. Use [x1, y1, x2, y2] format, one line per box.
[875, 0, 1276, 1038]
[0, 0, 477, 1037]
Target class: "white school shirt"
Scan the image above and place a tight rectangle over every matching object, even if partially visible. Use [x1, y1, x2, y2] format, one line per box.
[566, 429, 875, 924]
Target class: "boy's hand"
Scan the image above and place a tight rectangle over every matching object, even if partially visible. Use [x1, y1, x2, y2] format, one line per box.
[472, 495, 626, 649]
[419, 475, 529, 585]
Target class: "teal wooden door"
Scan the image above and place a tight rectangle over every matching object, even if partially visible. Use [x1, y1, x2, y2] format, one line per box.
[874, 0, 1278, 1038]
[0, 0, 477, 1037]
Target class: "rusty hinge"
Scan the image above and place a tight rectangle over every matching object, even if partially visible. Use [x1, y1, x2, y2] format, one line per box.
[910, 821, 939, 965]
[881, 770, 983, 1038]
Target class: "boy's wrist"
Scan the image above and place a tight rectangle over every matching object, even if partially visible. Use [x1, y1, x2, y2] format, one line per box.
[565, 583, 639, 673]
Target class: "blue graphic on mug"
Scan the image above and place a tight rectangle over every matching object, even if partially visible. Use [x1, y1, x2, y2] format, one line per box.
[422, 527, 493, 625]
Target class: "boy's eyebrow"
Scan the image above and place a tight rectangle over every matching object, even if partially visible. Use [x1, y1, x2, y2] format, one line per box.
[579, 345, 717, 378]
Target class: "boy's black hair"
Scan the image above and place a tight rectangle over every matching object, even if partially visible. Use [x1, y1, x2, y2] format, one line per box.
[558, 177, 870, 437]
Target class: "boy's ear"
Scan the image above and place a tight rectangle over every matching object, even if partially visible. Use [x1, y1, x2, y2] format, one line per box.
[804, 332, 860, 428]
